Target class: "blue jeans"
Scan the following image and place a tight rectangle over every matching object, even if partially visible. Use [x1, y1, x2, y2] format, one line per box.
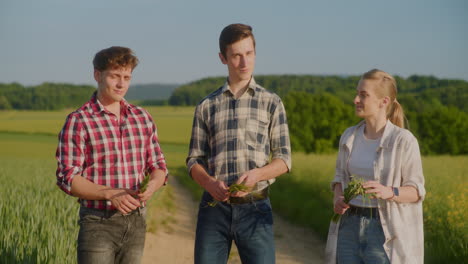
[194, 192, 275, 264]
[337, 211, 390, 264]
[77, 207, 147, 264]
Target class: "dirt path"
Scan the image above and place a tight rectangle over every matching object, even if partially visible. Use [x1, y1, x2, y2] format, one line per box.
[142, 177, 325, 264]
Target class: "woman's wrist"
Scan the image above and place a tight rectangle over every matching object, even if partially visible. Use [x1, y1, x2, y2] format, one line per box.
[386, 186, 395, 200]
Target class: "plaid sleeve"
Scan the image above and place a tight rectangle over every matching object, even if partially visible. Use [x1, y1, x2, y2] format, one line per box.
[186, 104, 210, 176]
[145, 112, 168, 177]
[55, 114, 85, 195]
[269, 98, 292, 171]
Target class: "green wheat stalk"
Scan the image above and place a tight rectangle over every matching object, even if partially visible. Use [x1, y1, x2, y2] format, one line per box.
[207, 183, 250, 207]
[139, 173, 151, 193]
[331, 177, 371, 222]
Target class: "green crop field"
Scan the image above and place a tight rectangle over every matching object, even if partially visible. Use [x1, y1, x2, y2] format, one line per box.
[0, 106, 194, 145]
[0, 108, 467, 263]
[0, 133, 77, 263]
[0, 106, 192, 263]
[0, 132, 185, 263]
[270, 153, 468, 263]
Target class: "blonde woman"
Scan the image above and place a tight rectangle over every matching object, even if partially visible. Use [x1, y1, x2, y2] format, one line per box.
[325, 69, 425, 264]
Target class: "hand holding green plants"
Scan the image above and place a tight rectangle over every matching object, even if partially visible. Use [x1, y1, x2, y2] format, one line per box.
[331, 177, 371, 222]
[362, 181, 394, 200]
[207, 183, 250, 207]
[231, 168, 261, 197]
[137, 170, 166, 203]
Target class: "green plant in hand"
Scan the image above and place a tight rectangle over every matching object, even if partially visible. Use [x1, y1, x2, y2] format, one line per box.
[139, 173, 151, 193]
[331, 177, 370, 222]
[207, 183, 250, 207]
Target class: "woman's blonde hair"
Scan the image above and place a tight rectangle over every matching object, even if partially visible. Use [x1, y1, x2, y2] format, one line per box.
[361, 69, 406, 128]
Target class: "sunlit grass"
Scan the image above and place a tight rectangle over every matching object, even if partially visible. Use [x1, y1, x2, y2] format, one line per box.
[0, 106, 194, 144]
[271, 153, 468, 262]
[1, 107, 467, 263]
[0, 133, 77, 263]
[0, 133, 185, 263]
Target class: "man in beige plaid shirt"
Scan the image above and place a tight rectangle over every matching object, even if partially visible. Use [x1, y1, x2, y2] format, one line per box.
[186, 23, 291, 264]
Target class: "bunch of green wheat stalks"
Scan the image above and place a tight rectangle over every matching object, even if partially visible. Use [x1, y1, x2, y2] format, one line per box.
[331, 177, 370, 222]
[207, 183, 249, 207]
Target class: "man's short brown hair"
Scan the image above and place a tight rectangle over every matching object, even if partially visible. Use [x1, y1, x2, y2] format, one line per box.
[219, 23, 256, 59]
[93, 46, 139, 72]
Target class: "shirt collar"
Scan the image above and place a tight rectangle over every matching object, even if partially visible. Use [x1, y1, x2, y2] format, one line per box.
[221, 76, 259, 96]
[379, 119, 397, 149]
[89, 92, 132, 115]
[344, 119, 396, 150]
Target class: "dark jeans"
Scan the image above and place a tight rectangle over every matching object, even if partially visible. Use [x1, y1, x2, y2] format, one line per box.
[194, 192, 275, 264]
[77, 207, 147, 264]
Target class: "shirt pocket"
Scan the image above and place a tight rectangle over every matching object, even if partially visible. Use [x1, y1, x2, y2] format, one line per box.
[245, 114, 269, 148]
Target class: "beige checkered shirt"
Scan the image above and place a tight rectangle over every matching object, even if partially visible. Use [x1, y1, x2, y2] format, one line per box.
[186, 78, 291, 191]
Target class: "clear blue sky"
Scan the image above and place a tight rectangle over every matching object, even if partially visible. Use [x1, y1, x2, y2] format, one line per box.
[1, 0, 467, 86]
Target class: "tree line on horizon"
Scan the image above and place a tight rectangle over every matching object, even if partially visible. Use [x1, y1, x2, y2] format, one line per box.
[168, 74, 468, 155]
[1, 74, 467, 155]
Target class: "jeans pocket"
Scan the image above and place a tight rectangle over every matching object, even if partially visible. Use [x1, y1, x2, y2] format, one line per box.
[253, 199, 272, 214]
[338, 213, 355, 231]
[137, 214, 147, 230]
[79, 213, 102, 225]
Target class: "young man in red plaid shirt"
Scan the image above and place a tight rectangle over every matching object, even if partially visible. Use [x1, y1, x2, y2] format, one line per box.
[56, 46, 167, 263]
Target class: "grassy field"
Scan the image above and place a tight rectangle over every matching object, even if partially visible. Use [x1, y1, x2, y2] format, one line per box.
[1, 108, 467, 263]
[0, 133, 77, 263]
[0, 132, 184, 263]
[271, 154, 468, 262]
[172, 153, 468, 262]
[0, 106, 194, 145]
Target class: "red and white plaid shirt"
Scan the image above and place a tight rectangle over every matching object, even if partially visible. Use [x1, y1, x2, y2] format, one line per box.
[56, 93, 167, 210]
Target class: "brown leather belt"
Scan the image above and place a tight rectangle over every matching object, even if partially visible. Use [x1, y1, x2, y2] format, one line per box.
[228, 187, 269, 204]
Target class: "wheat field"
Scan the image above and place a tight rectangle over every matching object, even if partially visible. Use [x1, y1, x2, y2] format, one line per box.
[0, 108, 466, 263]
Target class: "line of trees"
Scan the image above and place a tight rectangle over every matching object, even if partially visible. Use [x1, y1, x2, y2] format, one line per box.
[283, 91, 468, 155]
[0, 83, 95, 110]
[0, 82, 179, 110]
[168, 74, 468, 155]
[1, 74, 467, 154]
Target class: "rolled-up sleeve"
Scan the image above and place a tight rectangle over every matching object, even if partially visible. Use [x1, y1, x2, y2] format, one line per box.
[55, 114, 85, 195]
[331, 148, 346, 191]
[401, 135, 426, 201]
[331, 127, 353, 190]
[269, 98, 292, 171]
[146, 113, 168, 177]
[186, 105, 210, 176]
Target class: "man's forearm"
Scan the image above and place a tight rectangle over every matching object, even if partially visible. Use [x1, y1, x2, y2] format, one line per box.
[149, 168, 167, 189]
[190, 164, 215, 189]
[70, 175, 116, 200]
[256, 158, 289, 181]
